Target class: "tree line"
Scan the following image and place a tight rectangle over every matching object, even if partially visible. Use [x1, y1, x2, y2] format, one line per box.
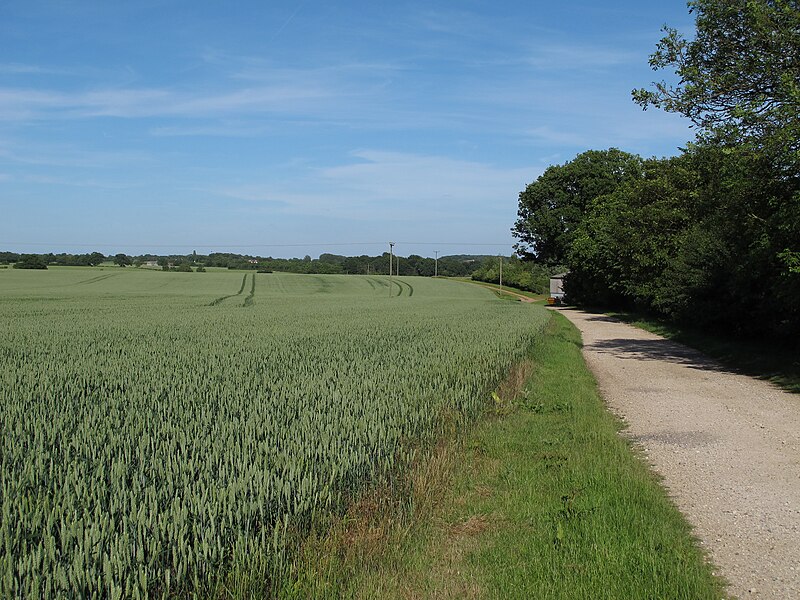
[513, 0, 799, 343]
[0, 250, 495, 278]
[3, 249, 571, 292]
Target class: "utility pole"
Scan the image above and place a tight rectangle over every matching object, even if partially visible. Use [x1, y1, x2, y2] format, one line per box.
[389, 242, 394, 297]
[434, 250, 438, 278]
[499, 255, 503, 292]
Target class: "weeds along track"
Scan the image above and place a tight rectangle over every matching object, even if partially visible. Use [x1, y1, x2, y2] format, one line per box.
[208, 273, 248, 306]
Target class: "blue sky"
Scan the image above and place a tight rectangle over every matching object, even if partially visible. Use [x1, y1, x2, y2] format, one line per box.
[1, 1, 695, 258]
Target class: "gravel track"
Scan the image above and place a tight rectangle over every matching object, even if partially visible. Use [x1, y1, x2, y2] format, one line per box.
[555, 308, 800, 600]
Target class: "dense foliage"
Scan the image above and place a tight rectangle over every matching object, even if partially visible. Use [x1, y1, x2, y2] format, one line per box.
[11, 254, 48, 269]
[513, 0, 800, 342]
[0, 268, 547, 598]
[470, 256, 563, 294]
[632, 0, 800, 167]
[512, 149, 644, 265]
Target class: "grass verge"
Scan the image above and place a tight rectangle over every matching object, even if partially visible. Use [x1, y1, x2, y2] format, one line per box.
[339, 311, 725, 599]
[449, 277, 545, 302]
[605, 310, 800, 394]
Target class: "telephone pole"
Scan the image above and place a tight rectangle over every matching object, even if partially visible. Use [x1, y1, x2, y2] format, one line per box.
[499, 255, 503, 292]
[434, 250, 439, 277]
[389, 242, 394, 297]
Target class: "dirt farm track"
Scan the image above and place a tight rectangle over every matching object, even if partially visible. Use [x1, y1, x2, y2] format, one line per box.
[556, 308, 800, 599]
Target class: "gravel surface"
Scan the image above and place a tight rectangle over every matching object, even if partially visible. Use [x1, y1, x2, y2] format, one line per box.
[555, 308, 800, 600]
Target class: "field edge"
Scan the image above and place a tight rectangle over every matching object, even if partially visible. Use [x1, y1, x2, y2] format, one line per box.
[299, 310, 728, 599]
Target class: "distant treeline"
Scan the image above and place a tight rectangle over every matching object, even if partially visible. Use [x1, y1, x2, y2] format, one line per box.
[1, 250, 569, 293]
[1, 250, 519, 279]
[2, 252, 106, 268]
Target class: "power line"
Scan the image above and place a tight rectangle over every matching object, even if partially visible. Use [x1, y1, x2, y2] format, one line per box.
[2, 241, 387, 248]
[3, 241, 514, 249]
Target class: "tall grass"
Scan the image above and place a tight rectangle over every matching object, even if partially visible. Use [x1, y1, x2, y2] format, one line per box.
[348, 312, 725, 599]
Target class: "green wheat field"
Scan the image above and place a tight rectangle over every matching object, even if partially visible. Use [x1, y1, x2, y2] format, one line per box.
[0, 267, 547, 598]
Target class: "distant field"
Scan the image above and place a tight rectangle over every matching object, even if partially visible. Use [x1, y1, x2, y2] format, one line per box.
[0, 267, 548, 598]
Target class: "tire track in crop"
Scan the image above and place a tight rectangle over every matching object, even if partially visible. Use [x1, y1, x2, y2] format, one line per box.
[242, 273, 256, 307]
[208, 274, 248, 306]
[311, 275, 334, 294]
[366, 277, 390, 294]
[400, 279, 414, 296]
[367, 276, 403, 297]
[74, 273, 119, 286]
[370, 277, 390, 294]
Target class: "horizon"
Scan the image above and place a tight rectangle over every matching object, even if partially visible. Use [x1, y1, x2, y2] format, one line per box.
[1, 246, 511, 261]
[2, 1, 695, 258]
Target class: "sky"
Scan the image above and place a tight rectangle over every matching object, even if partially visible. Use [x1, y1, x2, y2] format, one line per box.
[0, 1, 696, 259]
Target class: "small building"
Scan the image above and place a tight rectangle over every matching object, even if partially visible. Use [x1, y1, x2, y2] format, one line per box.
[144, 260, 159, 268]
[548, 272, 568, 305]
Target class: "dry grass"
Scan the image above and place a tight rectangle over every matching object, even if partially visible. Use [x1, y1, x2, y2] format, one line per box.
[448, 514, 496, 537]
[287, 433, 462, 598]
[285, 360, 535, 598]
[495, 359, 534, 409]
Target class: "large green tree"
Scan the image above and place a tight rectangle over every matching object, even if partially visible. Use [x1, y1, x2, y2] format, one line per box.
[113, 253, 132, 267]
[631, 0, 800, 338]
[512, 149, 644, 265]
[633, 0, 800, 167]
[566, 155, 697, 311]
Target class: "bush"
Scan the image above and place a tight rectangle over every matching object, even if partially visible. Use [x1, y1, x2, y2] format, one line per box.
[471, 257, 559, 294]
[13, 255, 48, 270]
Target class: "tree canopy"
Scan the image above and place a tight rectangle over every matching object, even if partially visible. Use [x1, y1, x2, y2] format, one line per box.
[512, 0, 799, 343]
[633, 0, 800, 167]
[12, 254, 48, 270]
[114, 253, 132, 267]
[512, 149, 643, 265]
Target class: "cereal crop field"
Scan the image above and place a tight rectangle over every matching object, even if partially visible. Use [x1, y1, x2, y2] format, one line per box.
[0, 267, 547, 598]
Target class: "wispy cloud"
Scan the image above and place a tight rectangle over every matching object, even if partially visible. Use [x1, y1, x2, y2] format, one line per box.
[17, 174, 142, 189]
[0, 63, 56, 75]
[149, 122, 274, 137]
[415, 8, 491, 37]
[526, 43, 640, 70]
[217, 150, 539, 221]
[0, 54, 400, 124]
[0, 82, 339, 121]
[0, 139, 150, 169]
[526, 126, 592, 148]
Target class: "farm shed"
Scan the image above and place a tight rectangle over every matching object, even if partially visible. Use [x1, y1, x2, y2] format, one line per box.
[548, 272, 567, 305]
